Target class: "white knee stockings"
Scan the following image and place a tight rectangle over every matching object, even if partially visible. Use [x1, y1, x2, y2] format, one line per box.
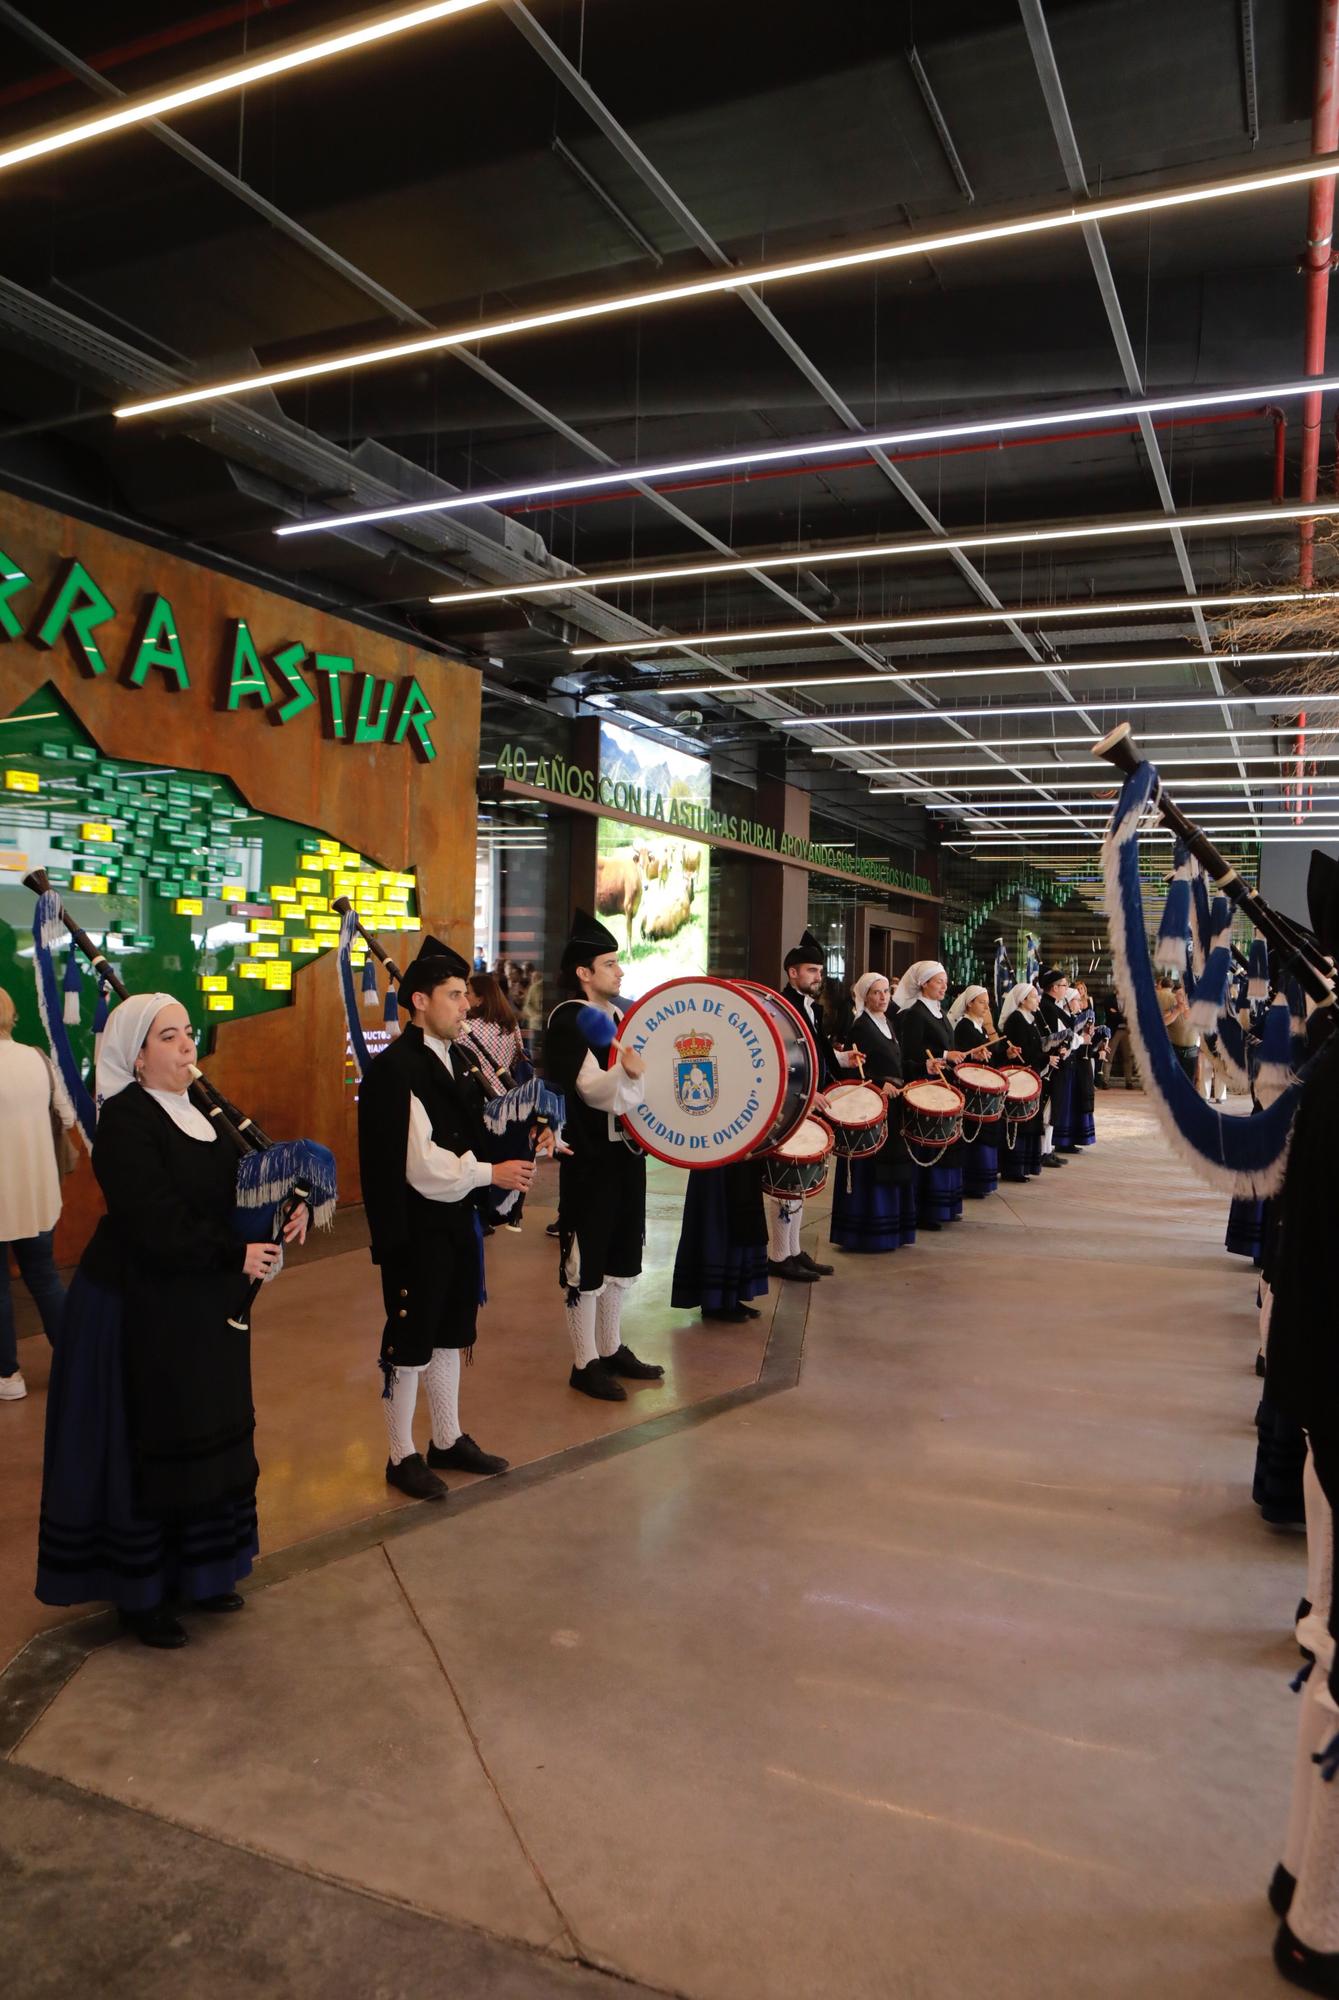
[382, 1349, 462, 1464]
[565, 1289, 599, 1368]
[766, 1197, 801, 1264]
[596, 1275, 633, 1359]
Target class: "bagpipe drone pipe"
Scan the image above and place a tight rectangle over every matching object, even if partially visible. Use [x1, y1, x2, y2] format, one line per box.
[1093, 726, 1336, 1195]
[333, 899, 565, 1218]
[25, 869, 337, 1326]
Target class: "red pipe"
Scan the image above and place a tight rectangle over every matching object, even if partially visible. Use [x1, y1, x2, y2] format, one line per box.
[0, 0, 307, 113]
[1298, 0, 1339, 587]
[1269, 407, 1288, 502]
[498, 406, 1270, 518]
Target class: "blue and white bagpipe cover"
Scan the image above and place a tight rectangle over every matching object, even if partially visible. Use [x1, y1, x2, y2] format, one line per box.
[1103, 757, 1302, 1195]
[34, 891, 338, 1243]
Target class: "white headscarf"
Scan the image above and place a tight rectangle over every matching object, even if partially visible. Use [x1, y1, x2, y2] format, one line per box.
[96, 992, 214, 1141]
[947, 984, 987, 1029]
[998, 981, 1038, 1029]
[891, 960, 947, 1014]
[851, 971, 892, 1037]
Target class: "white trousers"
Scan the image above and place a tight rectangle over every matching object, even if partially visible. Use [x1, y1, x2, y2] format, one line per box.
[766, 1195, 801, 1264]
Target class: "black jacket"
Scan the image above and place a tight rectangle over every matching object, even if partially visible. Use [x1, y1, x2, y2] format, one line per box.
[358, 1024, 490, 1264]
[894, 999, 953, 1081]
[782, 980, 838, 1087]
[849, 1013, 913, 1182]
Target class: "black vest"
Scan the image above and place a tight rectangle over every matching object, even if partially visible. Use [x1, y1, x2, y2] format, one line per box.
[358, 1025, 489, 1262]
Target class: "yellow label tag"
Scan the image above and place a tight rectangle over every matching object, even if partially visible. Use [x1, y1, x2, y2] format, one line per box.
[80, 822, 113, 841]
[220, 883, 247, 900]
[237, 962, 268, 980]
[300, 895, 330, 912]
[316, 839, 340, 855]
[71, 872, 109, 892]
[174, 898, 204, 916]
[206, 993, 235, 1012]
[199, 974, 228, 992]
[249, 942, 279, 960]
[289, 936, 320, 953]
[308, 914, 341, 934]
[250, 918, 284, 937]
[294, 876, 322, 894]
[269, 885, 297, 902]
[4, 769, 39, 793]
[263, 962, 293, 990]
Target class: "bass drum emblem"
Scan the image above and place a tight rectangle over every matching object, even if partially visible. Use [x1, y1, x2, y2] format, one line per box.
[673, 1032, 718, 1114]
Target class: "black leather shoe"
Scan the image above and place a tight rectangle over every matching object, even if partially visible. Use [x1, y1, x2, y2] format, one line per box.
[191, 1592, 245, 1613]
[795, 1251, 835, 1276]
[603, 1344, 664, 1380]
[919, 1218, 942, 1231]
[119, 1607, 188, 1650]
[1041, 1154, 1066, 1168]
[570, 1360, 626, 1401]
[768, 1257, 817, 1281]
[1275, 1920, 1339, 1994]
[385, 1452, 448, 1501]
[1270, 1864, 1297, 1918]
[427, 1433, 509, 1475]
[702, 1305, 751, 1323]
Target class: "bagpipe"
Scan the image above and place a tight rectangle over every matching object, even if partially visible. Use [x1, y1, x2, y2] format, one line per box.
[25, 869, 337, 1329]
[1094, 725, 1335, 1194]
[333, 899, 565, 1216]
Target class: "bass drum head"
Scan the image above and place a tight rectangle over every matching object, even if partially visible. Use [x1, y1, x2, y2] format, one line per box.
[733, 980, 818, 1153]
[610, 977, 788, 1169]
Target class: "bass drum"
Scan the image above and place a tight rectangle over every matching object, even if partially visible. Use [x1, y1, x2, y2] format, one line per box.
[732, 980, 818, 1155]
[610, 976, 791, 1169]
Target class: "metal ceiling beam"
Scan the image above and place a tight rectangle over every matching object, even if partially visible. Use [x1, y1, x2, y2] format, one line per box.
[1017, 0, 1259, 835]
[499, 0, 1099, 841]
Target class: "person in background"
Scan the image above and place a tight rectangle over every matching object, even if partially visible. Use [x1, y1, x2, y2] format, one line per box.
[829, 972, 916, 1254]
[0, 986, 71, 1401]
[1158, 975, 1201, 1087]
[462, 973, 530, 1234]
[892, 960, 965, 1229]
[1102, 989, 1138, 1089]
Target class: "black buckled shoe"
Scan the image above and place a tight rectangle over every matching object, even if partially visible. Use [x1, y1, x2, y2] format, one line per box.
[602, 1344, 664, 1380]
[768, 1257, 817, 1281]
[1275, 1920, 1339, 1995]
[570, 1360, 626, 1401]
[795, 1251, 834, 1277]
[385, 1452, 448, 1501]
[1270, 1864, 1298, 1918]
[1040, 1154, 1066, 1168]
[118, 1606, 188, 1650]
[427, 1433, 509, 1476]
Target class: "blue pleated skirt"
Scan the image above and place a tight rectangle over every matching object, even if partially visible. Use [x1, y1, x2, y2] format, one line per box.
[1049, 1064, 1077, 1149]
[1073, 1110, 1096, 1147]
[830, 1155, 917, 1252]
[36, 1273, 258, 1612]
[671, 1167, 769, 1312]
[1226, 1196, 1265, 1262]
[914, 1157, 964, 1224]
[1000, 1122, 1042, 1180]
[954, 1130, 1000, 1199]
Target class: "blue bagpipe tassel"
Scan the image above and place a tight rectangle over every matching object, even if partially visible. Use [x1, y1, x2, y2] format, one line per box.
[62, 940, 82, 1025]
[1247, 933, 1270, 1003]
[360, 956, 378, 1010]
[1024, 934, 1040, 986]
[233, 1137, 339, 1236]
[383, 981, 400, 1035]
[1188, 896, 1232, 1031]
[1155, 859, 1192, 972]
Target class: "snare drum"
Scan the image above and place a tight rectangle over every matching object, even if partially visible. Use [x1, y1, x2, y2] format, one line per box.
[823, 1081, 887, 1158]
[900, 1078, 964, 1152]
[733, 980, 818, 1154]
[759, 1115, 833, 1201]
[1001, 1067, 1043, 1122]
[953, 1061, 1007, 1125]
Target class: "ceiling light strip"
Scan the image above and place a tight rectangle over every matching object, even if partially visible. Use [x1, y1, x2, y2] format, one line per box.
[117, 155, 1339, 423]
[572, 588, 1339, 658]
[782, 692, 1339, 729]
[427, 500, 1339, 607]
[668, 649, 1329, 698]
[0, 0, 494, 177]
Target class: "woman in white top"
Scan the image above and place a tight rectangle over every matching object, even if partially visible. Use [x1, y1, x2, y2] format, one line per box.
[0, 986, 71, 1400]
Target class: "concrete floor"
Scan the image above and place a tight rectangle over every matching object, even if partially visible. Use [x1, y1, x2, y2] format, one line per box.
[1, 1099, 1303, 1998]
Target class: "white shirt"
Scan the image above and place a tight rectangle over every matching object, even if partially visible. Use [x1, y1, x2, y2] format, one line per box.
[404, 1033, 494, 1200]
[0, 1039, 65, 1239]
[144, 1084, 216, 1142]
[573, 1007, 645, 1138]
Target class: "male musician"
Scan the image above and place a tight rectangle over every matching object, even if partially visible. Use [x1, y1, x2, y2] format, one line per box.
[544, 910, 664, 1402]
[358, 935, 537, 1501]
[768, 930, 842, 1282]
[1036, 966, 1077, 1164]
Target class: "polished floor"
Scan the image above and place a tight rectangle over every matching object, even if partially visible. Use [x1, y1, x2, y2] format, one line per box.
[2, 1099, 1304, 1998]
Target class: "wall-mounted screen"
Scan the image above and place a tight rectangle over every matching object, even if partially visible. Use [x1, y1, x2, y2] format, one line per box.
[597, 720, 710, 1001]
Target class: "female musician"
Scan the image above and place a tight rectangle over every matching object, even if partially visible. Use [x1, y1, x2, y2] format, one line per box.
[997, 982, 1048, 1180]
[671, 1157, 769, 1322]
[891, 960, 963, 1229]
[463, 973, 529, 1232]
[829, 972, 916, 1254]
[1037, 968, 1079, 1153]
[35, 994, 308, 1649]
[946, 985, 1011, 1199]
[1070, 1014, 1099, 1148]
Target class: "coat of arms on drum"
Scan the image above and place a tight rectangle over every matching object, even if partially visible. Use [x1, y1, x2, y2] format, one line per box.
[673, 1031, 718, 1113]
